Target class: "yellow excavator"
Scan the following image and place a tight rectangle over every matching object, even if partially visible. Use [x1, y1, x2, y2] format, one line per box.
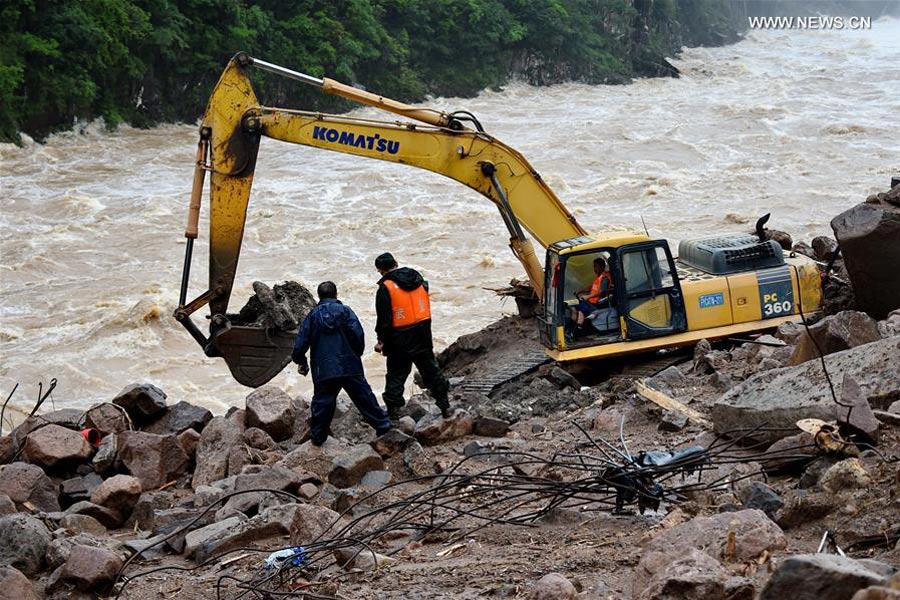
[175, 52, 823, 387]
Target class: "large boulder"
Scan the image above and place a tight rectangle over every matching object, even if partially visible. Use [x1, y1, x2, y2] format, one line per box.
[0, 514, 51, 576]
[245, 386, 295, 442]
[289, 503, 344, 545]
[192, 416, 244, 488]
[712, 336, 900, 444]
[112, 382, 168, 425]
[760, 554, 890, 600]
[831, 186, 900, 319]
[143, 401, 213, 436]
[789, 311, 881, 365]
[0, 462, 59, 511]
[117, 431, 189, 490]
[22, 424, 92, 469]
[328, 445, 383, 488]
[634, 509, 786, 597]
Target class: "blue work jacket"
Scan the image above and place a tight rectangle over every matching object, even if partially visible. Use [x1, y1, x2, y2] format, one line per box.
[292, 298, 366, 382]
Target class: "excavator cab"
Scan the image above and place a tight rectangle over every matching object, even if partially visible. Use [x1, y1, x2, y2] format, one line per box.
[541, 236, 687, 352]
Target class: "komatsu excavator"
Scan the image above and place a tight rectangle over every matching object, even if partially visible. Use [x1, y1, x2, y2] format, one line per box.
[175, 52, 823, 387]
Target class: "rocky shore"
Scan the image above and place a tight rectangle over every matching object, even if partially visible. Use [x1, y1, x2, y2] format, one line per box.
[2, 190, 900, 599]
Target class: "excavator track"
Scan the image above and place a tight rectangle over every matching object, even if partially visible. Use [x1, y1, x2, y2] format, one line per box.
[617, 350, 692, 379]
[459, 350, 551, 395]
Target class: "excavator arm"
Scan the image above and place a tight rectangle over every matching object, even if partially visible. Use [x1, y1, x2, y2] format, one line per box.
[176, 52, 586, 387]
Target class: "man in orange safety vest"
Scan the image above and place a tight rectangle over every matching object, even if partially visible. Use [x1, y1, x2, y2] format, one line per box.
[374, 252, 451, 420]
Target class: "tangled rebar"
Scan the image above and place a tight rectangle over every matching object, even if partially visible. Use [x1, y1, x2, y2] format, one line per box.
[114, 419, 859, 600]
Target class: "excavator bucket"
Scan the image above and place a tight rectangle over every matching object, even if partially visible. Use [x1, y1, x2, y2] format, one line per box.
[209, 322, 297, 388]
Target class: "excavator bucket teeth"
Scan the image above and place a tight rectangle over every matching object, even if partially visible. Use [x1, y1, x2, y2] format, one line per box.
[211, 325, 297, 388]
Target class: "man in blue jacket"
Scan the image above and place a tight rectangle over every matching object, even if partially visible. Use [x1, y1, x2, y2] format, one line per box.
[292, 281, 393, 446]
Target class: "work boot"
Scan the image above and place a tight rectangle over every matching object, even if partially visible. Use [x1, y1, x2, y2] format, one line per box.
[438, 403, 452, 419]
[386, 405, 401, 422]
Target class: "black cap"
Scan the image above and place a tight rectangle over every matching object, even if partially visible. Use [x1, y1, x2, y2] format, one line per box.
[375, 252, 397, 270]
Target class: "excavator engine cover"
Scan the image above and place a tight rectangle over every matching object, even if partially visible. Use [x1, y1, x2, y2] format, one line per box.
[207, 318, 297, 387]
[678, 234, 784, 275]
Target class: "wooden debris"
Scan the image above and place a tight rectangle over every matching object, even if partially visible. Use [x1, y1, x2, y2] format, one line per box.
[634, 380, 712, 428]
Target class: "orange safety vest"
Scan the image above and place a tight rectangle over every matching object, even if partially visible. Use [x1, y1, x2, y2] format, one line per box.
[587, 272, 612, 304]
[383, 280, 431, 328]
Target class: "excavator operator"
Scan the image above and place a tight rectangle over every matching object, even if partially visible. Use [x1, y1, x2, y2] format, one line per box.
[571, 256, 613, 334]
[373, 253, 452, 420]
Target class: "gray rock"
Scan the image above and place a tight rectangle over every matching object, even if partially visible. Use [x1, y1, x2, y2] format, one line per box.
[246, 386, 295, 442]
[65, 501, 123, 529]
[83, 403, 130, 435]
[92, 434, 117, 473]
[637, 547, 731, 600]
[118, 431, 188, 490]
[61, 476, 90, 504]
[59, 514, 107, 536]
[0, 565, 40, 600]
[59, 544, 122, 592]
[820, 458, 872, 493]
[360, 470, 392, 490]
[397, 416, 416, 435]
[0, 493, 14, 516]
[192, 416, 244, 488]
[289, 503, 343, 546]
[789, 311, 882, 365]
[178, 427, 201, 459]
[634, 509, 786, 596]
[546, 366, 581, 390]
[143, 401, 213, 436]
[291, 484, 314, 502]
[838, 375, 880, 439]
[23, 424, 92, 469]
[90, 474, 142, 516]
[371, 428, 412, 457]
[414, 409, 474, 446]
[760, 554, 889, 600]
[243, 427, 277, 450]
[762, 433, 818, 474]
[192, 505, 298, 563]
[713, 336, 900, 444]
[832, 191, 900, 319]
[0, 462, 59, 511]
[474, 416, 511, 437]
[183, 516, 243, 558]
[112, 383, 168, 425]
[646, 365, 686, 394]
[812, 236, 838, 261]
[194, 485, 225, 507]
[0, 514, 51, 576]
[329, 445, 383, 489]
[658, 410, 688, 432]
[737, 481, 783, 517]
[44, 532, 126, 571]
[530, 572, 577, 599]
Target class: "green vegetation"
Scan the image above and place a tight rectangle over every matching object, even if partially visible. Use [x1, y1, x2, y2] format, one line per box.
[0, 0, 745, 143]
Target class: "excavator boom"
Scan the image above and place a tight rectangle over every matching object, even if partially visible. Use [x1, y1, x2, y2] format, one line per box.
[175, 53, 585, 386]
